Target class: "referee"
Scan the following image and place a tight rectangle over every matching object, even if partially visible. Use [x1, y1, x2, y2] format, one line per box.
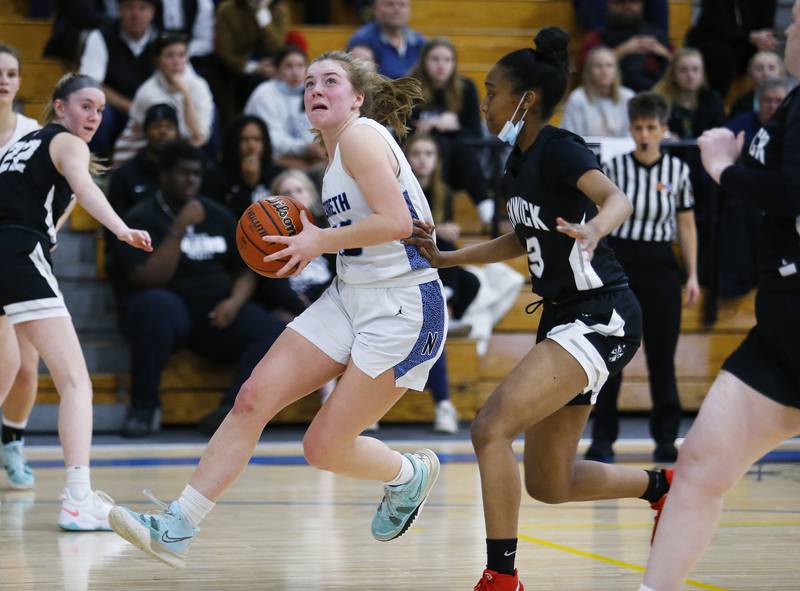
[587, 92, 700, 463]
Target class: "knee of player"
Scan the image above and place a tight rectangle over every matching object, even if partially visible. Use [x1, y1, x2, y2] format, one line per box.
[231, 380, 261, 416]
[524, 477, 569, 504]
[674, 440, 734, 496]
[302, 431, 337, 471]
[470, 414, 510, 451]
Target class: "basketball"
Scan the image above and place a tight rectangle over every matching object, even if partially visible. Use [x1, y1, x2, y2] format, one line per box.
[236, 196, 313, 278]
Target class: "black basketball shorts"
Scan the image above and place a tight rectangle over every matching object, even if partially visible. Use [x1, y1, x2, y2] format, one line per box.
[537, 287, 643, 405]
[722, 289, 800, 409]
[0, 228, 70, 324]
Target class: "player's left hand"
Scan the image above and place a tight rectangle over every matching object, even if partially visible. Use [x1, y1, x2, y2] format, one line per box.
[698, 128, 745, 183]
[555, 216, 600, 259]
[208, 297, 241, 329]
[118, 228, 153, 252]
[262, 210, 323, 276]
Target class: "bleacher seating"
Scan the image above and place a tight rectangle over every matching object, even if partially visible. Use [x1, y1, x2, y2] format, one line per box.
[0, 0, 754, 429]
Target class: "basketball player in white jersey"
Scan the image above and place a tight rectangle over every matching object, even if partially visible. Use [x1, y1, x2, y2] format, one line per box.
[109, 51, 447, 569]
[0, 44, 45, 491]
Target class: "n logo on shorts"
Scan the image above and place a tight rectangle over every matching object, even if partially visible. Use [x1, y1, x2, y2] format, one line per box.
[421, 332, 439, 356]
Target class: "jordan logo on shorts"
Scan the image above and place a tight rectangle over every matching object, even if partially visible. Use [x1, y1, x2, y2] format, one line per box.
[608, 344, 625, 363]
[421, 332, 439, 356]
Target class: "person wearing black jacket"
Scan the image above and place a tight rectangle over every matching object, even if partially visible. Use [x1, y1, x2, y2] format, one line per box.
[643, 4, 800, 589]
[685, 0, 778, 98]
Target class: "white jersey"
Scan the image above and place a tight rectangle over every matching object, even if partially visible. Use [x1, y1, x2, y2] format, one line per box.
[322, 117, 439, 287]
[0, 113, 39, 157]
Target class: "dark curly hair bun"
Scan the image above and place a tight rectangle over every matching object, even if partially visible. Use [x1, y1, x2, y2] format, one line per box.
[534, 27, 569, 72]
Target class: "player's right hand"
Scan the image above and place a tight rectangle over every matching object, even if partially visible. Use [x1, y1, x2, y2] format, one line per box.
[402, 220, 445, 267]
[118, 228, 153, 252]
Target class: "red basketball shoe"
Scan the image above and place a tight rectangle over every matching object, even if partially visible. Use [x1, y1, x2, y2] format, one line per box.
[650, 468, 675, 544]
[474, 569, 524, 591]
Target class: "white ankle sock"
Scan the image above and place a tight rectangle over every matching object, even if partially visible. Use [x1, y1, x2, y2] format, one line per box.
[2, 417, 28, 430]
[178, 484, 215, 528]
[65, 465, 91, 501]
[639, 585, 657, 591]
[384, 453, 414, 487]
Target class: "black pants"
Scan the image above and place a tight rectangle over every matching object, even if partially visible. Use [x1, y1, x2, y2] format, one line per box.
[120, 289, 286, 413]
[591, 240, 683, 445]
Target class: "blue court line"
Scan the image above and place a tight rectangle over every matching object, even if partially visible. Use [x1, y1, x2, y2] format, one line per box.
[25, 449, 800, 470]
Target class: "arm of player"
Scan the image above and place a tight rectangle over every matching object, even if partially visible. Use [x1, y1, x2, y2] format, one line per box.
[402, 220, 525, 267]
[555, 169, 632, 258]
[262, 125, 413, 276]
[677, 209, 700, 307]
[50, 133, 152, 251]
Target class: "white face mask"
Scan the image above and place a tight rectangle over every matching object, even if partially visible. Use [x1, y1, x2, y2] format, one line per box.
[497, 92, 530, 146]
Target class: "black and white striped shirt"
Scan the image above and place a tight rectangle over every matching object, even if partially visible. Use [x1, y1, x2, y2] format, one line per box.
[603, 152, 693, 242]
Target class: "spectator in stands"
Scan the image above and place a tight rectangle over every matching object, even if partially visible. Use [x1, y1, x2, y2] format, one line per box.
[112, 33, 215, 166]
[347, 0, 424, 79]
[718, 77, 795, 299]
[214, 0, 290, 123]
[206, 115, 285, 218]
[579, 0, 672, 92]
[347, 43, 377, 64]
[562, 46, 635, 137]
[108, 103, 180, 217]
[112, 143, 285, 437]
[587, 93, 699, 464]
[156, 0, 215, 74]
[654, 48, 724, 284]
[44, 0, 114, 64]
[729, 50, 786, 118]
[655, 48, 726, 140]
[0, 43, 40, 492]
[409, 38, 493, 226]
[573, 0, 669, 34]
[79, 0, 159, 157]
[685, 0, 777, 99]
[244, 46, 325, 172]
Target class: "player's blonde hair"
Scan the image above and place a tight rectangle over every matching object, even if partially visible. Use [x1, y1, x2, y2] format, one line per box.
[310, 51, 423, 140]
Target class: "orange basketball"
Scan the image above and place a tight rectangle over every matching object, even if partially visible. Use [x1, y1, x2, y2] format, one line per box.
[236, 196, 314, 278]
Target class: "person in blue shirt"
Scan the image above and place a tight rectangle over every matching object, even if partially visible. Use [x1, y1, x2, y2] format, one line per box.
[347, 0, 424, 79]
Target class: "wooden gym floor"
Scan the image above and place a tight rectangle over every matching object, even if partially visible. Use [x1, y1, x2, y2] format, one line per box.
[1, 438, 799, 591]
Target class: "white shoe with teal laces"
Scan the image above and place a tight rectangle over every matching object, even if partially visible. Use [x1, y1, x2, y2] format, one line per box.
[2, 440, 35, 490]
[371, 449, 440, 542]
[109, 490, 197, 569]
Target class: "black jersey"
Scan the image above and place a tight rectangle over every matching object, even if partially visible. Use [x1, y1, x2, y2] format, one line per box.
[504, 125, 628, 302]
[0, 123, 75, 247]
[720, 86, 800, 292]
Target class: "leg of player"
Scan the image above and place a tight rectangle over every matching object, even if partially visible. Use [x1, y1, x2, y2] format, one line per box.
[1, 332, 38, 490]
[471, 339, 656, 589]
[109, 328, 345, 568]
[303, 363, 439, 542]
[0, 316, 22, 407]
[642, 371, 800, 591]
[14, 316, 112, 531]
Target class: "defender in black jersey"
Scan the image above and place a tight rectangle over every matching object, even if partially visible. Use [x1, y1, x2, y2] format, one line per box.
[0, 73, 151, 531]
[406, 29, 669, 591]
[643, 4, 800, 589]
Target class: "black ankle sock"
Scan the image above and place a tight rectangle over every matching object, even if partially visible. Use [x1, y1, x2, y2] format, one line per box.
[639, 469, 670, 503]
[1, 424, 25, 444]
[486, 538, 517, 575]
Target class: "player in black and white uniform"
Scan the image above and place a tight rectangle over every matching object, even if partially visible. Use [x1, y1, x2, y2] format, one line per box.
[643, 3, 800, 589]
[0, 43, 42, 492]
[407, 29, 671, 591]
[0, 73, 152, 530]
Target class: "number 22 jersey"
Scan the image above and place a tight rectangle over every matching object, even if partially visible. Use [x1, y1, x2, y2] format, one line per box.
[0, 123, 75, 247]
[504, 125, 628, 302]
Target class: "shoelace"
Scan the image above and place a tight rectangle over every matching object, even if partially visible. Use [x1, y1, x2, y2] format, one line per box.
[381, 490, 398, 518]
[474, 572, 493, 591]
[94, 490, 115, 505]
[142, 489, 171, 512]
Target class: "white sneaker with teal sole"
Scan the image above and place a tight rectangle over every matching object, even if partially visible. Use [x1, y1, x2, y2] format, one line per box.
[371, 449, 440, 542]
[2, 440, 35, 489]
[109, 490, 197, 569]
[58, 488, 114, 531]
